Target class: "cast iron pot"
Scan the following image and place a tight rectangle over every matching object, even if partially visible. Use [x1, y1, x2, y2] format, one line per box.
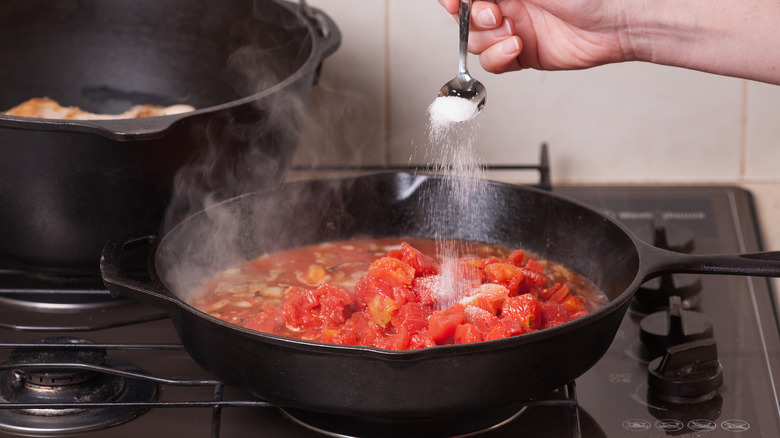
[100, 172, 780, 419]
[0, 0, 340, 275]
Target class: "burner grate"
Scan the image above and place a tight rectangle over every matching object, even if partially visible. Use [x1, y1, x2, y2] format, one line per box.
[290, 143, 552, 191]
[0, 339, 585, 438]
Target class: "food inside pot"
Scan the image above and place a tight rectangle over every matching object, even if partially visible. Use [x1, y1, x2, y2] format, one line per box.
[2, 97, 194, 120]
[189, 237, 608, 350]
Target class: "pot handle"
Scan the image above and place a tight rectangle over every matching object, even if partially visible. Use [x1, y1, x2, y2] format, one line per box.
[298, 1, 342, 85]
[100, 233, 181, 313]
[638, 240, 780, 281]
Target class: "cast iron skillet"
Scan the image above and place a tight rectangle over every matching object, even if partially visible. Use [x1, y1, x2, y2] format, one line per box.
[100, 172, 780, 419]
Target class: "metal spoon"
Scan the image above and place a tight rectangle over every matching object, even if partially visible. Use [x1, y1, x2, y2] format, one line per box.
[438, 0, 487, 111]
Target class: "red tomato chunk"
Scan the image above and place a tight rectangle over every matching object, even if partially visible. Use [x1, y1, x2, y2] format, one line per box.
[191, 237, 607, 350]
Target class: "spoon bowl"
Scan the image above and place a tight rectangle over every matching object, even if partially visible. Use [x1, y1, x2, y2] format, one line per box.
[439, 72, 487, 110]
[438, 0, 486, 113]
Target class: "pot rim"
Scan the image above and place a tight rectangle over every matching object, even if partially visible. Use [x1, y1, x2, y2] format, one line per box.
[0, 0, 341, 141]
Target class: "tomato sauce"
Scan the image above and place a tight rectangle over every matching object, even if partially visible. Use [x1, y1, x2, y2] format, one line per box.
[189, 237, 607, 350]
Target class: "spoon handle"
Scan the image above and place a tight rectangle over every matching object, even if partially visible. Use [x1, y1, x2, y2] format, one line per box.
[458, 0, 472, 76]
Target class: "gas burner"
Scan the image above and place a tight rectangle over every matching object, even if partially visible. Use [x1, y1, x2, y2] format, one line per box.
[631, 212, 701, 314]
[280, 404, 527, 438]
[631, 274, 702, 315]
[639, 296, 714, 360]
[0, 337, 156, 436]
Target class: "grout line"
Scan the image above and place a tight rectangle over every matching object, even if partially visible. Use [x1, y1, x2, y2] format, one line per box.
[381, 0, 391, 164]
[739, 79, 749, 180]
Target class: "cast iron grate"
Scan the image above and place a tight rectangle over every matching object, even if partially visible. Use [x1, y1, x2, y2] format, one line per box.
[0, 339, 584, 438]
[291, 143, 552, 191]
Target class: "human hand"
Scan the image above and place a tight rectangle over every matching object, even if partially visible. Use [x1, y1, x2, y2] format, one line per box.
[437, 0, 633, 74]
[439, 0, 780, 85]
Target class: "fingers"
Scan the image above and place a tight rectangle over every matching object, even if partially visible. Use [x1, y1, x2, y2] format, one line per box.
[468, 18, 515, 52]
[439, 0, 523, 73]
[440, 0, 501, 26]
[479, 36, 523, 73]
[438, 0, 459, 15]
[470, 1, 501, 30]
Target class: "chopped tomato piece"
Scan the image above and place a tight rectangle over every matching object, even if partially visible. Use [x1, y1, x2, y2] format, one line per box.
[461, 295, 496, 314]
[388, 242, 440, 276]
[391, 302, 432, 333]
[319, 293, 351, 326]
[375, 326, 411, 350]
[367, 293, 398, 327]
[539, 301, 569, 329]
[368, 257, 416, 287]
[244, 305, 283, 333]
[281, 288, 320, 329]
[460, 283, 509, 315]
[485, 263, 519, 284]
[465, 256, 502, 270]
[411, 275, 441, 305]
[427, 303, 465, 341]
[320, 326, 359, 345]
[507, 249, 525, 266]
[408, 332, 437, 349]
[392, 285, 418, 307]
[343, 313, 383, 346]
[524, 259, 544, 274]
[484, 263, 524, 295]
[549, 283, 570, 303]
[501, 293, 541, 329]
[454, 323, 483, 344]
[354, 274, 392, 309]
[519, 268, 547, 297]
[464, 306, 499, 337]
[485, 318, 525, 340]
[561, 294, 587, 314]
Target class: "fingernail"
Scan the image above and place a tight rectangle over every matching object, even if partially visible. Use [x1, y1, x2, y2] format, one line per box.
[477, 8, 497, 27]
[502, 37, 521, 55]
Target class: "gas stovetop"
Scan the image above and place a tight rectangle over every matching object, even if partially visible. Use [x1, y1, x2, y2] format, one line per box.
[1, 167, 779, 437]
[559, 185, 780, 437]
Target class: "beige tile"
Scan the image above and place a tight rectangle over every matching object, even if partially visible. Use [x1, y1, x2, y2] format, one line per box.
[745, 81, 780, 181]
[294, 0, 387, 166]
[386, 1, 744, 183]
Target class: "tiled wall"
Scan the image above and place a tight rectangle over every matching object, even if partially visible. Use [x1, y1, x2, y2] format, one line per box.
[297, 0, 780, 184]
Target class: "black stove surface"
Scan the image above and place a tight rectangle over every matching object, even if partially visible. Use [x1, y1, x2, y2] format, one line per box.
[1, 184, 778, 437]
[559, 185, 780, 437]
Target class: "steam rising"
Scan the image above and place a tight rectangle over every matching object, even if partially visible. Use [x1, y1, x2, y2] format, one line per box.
[159, 4, 318, 299]
[157, 3, 492, 312]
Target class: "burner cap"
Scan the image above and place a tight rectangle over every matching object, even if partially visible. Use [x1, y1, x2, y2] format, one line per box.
[9, 337, 107, 387]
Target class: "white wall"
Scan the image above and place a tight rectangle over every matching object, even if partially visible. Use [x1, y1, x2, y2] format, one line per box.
[296, 0, 780, 184]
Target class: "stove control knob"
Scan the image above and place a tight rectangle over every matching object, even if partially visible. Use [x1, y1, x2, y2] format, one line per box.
[640, 296, 713, 359]
[647, 338, 723, 404]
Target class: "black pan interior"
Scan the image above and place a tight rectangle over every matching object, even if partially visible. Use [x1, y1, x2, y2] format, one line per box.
[0, 0, 311, 113]
[157, 173, 641, 305]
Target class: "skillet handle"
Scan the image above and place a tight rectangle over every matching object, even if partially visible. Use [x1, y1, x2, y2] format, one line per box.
[100, 233, 181, 313]
[639, 241, 780, 280]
